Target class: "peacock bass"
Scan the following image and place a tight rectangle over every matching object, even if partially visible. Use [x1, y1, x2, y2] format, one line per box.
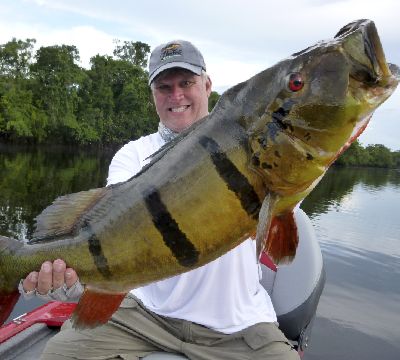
[0, 19, 398, 329]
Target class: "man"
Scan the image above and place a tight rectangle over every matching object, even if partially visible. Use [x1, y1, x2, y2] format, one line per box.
[20, 40, 299, 360]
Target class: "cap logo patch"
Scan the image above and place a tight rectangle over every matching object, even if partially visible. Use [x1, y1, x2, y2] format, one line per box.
[161, 43, 182, 61]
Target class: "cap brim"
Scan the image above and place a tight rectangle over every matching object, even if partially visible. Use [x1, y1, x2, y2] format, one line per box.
[149, 62, 203, 85]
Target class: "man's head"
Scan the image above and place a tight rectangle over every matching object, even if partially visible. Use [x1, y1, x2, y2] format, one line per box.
[149, 40, 206, 85]
[149, 40, 212, 132]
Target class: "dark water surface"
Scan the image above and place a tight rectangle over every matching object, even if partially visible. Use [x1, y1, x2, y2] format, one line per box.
[1, 145, 399, 359]
[301, 167, 400, 359]
[0, 143, 115, 240]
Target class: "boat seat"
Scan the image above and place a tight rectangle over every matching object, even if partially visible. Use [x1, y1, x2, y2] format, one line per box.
[260, 208, 325, 350]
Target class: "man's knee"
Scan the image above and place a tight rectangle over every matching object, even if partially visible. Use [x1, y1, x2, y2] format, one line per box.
[242, 322, 300, 360]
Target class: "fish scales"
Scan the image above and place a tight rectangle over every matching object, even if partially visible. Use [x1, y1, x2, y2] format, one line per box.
[3, 118, 261, 291]
[0, 19, 399, 328]
[92, 117, 264, 289]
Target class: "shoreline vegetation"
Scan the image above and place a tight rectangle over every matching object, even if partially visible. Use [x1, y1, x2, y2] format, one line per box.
[335, 140, 400, 169]
[0, 38, 219, 147]
[0, 38, 397, 168]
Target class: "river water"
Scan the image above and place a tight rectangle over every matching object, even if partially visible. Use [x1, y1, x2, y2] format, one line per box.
[1, 145, 399, 359]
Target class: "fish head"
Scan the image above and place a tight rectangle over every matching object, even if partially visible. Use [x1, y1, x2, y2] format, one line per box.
[289, 19, 399, 157]
[245, 19, 399, 197]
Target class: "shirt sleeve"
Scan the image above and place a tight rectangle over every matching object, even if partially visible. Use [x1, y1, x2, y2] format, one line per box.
[106, 142, 142, 186]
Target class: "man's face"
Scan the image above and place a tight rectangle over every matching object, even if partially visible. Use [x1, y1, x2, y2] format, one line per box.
[152, 69, 212, 132]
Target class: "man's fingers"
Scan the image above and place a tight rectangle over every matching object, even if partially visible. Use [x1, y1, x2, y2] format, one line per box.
[65, 268, 79, 288]
[52, 259, 66, 290]
[37, 261, 53, 295]
[22, 272, 39, 292]
[20, 260, 80, 301]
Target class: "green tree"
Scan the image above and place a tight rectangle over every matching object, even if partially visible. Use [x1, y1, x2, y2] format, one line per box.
[335, 140, 369, 166]
[336, 141, 398, 168]
[113, 40, 151, 68]
[0, 38, 46, 142]
[0, 38, 36, 79]
[392, 151, 400, 168]
[75, 54, 114, 144]
[77, 53, 157, 144]
[30, 44, 85, 142]
[0, 82, 47, 141]
[365, 144, 393, 168]
[208, 91, 220, 112]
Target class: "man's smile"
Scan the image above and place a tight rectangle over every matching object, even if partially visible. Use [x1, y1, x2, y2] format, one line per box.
[169, 105, 191, 113]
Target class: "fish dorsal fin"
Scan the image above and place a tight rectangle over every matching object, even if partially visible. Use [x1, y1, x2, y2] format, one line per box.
[31, 187, 108, 242]
[265, 211, 299, 264]
[71, 288, 126, 329]
[255, 193, 276, 260]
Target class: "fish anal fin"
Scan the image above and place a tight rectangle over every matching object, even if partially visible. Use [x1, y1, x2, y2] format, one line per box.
[31, 188, 108, 242]
[71, 289, 126, 329]
[0, 290, 20, 326]
[265, 211, 299, 264]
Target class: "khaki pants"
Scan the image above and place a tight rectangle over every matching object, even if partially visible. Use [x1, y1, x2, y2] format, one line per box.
[41, 295, 300, 360]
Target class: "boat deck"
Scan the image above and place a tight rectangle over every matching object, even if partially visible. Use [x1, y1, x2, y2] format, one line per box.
[1, 323, 56, 360]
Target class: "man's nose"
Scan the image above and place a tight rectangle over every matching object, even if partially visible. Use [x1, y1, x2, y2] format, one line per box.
[169, 85, 184, 100]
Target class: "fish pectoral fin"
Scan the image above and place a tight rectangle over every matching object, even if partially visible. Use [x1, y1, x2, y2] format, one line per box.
[30, 187, 108, 242]
[71, 288, 126, 329]
[255, 193, 276, 260]
[265, 211, 299, 264]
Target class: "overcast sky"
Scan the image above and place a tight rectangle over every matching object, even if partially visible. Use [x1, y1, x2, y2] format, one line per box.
[1, 0, 399, 149]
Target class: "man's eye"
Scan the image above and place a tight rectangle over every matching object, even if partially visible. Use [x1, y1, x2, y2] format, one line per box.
[156, 84, 170, 91]
[181, 80, 194, 87]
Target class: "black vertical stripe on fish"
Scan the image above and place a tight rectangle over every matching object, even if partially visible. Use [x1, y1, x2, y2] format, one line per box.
[272, 99, 296, 131]
[199, 136, 261, 219]
[86, 224, 112, 279]
[144, 189, 199, 267]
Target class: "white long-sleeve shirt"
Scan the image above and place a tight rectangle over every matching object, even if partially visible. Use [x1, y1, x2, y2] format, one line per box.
[107, 131, 277, 334]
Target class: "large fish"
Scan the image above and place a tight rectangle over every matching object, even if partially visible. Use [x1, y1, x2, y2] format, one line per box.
[0, 19, 399, 329]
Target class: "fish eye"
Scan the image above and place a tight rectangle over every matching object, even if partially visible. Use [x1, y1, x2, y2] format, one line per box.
[288, 73, 304, 92]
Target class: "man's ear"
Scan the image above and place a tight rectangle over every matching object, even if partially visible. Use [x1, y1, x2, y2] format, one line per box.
[205, 76, 212, 97]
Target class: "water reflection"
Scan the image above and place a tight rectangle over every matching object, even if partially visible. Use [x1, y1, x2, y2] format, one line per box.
[304, 179, 400, 258]
[301, 166, 400, 218]
[306, 317, 400, 360]
[3, 145, 399, 242]
[0, 144, 114, 240]
[301, 167, 400, 359]
[314, 243, 400, 352]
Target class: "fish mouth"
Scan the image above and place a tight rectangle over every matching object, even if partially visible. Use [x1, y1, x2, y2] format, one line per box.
[335, 19, 392, 80]
[363, 21, 391, 79]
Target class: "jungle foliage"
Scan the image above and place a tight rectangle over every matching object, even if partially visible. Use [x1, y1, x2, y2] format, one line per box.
[336, 140, 400, 168]
[1, 38, 221, 145]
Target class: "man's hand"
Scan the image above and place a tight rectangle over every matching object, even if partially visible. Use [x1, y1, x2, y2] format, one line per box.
[23, 259, 78, 294]
[20, 259, 84, 302]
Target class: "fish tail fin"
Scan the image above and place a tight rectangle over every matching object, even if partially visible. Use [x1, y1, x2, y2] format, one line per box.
[0, 235, 23, 325]
[71, 288, 126, 329]
[264, 211, 299, 264]
[0, 290, 20, 325]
